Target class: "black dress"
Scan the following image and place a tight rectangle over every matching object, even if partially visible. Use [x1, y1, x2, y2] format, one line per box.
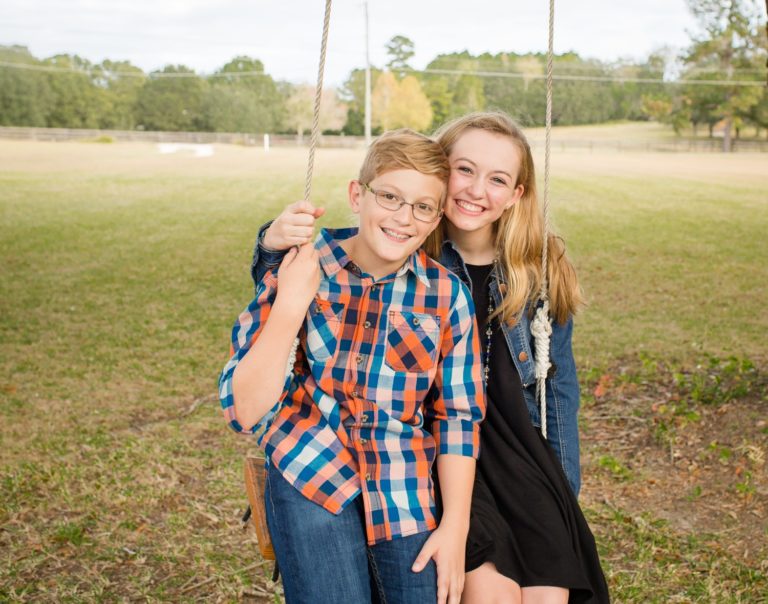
[464, 263, 609, 604]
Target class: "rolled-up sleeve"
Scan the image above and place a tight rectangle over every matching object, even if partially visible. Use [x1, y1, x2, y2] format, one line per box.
[250, 221, 287, 293]
[218, 270, 292, 434]
[426, 279, 486, 458]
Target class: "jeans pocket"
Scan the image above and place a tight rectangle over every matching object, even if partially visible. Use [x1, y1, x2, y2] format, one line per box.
[305, 296, 345, 362]
[385, 310, 440, 373]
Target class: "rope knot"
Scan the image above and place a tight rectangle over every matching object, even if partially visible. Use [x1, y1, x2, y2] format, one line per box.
[531, 301, 552, 438]
[531, 303, 553, 378]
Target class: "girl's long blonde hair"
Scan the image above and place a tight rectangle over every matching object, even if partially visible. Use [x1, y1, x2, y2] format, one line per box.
[424, 112, 584, 326]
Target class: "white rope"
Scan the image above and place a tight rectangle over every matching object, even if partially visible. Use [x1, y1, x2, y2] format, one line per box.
[286, 0, 333, 377]
[304, 0, 333, 202]
[531, 0, 555, 439]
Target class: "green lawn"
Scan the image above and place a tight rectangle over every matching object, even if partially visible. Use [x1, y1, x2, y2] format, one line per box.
[1, 137, 766, 602]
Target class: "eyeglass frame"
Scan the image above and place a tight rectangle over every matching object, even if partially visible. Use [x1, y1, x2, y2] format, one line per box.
[359, 182, 444, 223]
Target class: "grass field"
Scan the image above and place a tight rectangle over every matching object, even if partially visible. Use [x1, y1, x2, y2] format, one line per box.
[1, 127, 766, 602]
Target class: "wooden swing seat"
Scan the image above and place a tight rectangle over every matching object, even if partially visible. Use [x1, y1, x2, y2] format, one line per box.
[244, 455, 275, 560]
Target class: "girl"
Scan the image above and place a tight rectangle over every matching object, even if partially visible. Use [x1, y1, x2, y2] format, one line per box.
[253, 112, 610, 603]
[426, 112, 609, 603]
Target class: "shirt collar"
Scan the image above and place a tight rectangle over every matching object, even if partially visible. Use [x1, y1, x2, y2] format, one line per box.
[440, 238, 507, 285]
[316, 227, 431, 287]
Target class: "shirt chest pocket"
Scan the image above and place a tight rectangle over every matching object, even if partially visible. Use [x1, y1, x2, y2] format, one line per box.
[385, 310, 440, 373]
[305, 297, 346, 362]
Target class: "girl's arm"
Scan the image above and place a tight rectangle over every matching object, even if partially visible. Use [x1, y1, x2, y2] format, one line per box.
[251, 220, 284, 288]
[412, 455, 475, 604]
[251, 201, 325, 292]
[413, 277, 486, 604]
[546, 316, 581, 495]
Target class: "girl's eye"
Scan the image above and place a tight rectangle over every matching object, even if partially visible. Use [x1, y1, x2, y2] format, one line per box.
[456, 166, 472, 174]
[491, 177, 507, 185]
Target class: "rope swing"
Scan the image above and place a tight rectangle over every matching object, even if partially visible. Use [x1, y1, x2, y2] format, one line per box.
[303, 0, 333, 202]
[243, 0, 333, 565]
[531, 0, 556, 439]
[286, 0, 333, 373]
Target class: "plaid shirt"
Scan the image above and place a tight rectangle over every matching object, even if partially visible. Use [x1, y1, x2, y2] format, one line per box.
[219, 228, 485, 544]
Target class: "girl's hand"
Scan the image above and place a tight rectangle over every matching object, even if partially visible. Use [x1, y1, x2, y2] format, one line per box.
[412, 523, 468, 604]
[274, 243, 321, 317]
[262, 200, 325, 250]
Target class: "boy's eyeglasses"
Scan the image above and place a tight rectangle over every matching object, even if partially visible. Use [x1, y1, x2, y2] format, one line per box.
[361, 182, 443, 223]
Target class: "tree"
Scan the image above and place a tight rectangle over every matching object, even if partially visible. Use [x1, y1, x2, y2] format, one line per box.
[135, 65, 208, 131]
[421, 52, 486, 129]
[610, 52, 669, 121]
[285, 85, 346, 140]
[203, 56, 284, 132]
[740, 87, 768, 137]
[42, 54, 112, 128]
[516, 55, 543, 92]
[339, 67, 382, 135]
[98, 60, 146, 130]
[548, 54, 615, 125]
[0, 46, 52, 127]
[385, 35, 415, 77]
[372, 71, 432, 131]
[683, 0, 767, 150]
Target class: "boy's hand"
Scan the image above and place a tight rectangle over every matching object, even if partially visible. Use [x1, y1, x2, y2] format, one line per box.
[412, 523, 467, 604]
[274, 243, 321, 316]
[262, 201, 326, 251]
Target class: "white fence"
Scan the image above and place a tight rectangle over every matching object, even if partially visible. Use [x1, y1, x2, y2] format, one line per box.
[1, 126, 766, 153]
[0, 127, 366, 148]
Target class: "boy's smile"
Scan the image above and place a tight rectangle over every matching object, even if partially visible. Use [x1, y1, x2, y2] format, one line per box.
[344, 169, 444, 280]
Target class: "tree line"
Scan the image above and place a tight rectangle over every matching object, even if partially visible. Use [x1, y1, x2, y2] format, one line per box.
[1, 0, 765, 147]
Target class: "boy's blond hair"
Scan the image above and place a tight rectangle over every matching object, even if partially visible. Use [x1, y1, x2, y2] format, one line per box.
[358, 129, 449, 203]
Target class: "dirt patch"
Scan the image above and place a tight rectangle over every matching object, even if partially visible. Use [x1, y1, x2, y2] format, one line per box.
[580, 358, 768, 567]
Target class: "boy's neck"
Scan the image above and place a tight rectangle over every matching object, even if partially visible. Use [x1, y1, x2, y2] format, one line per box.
[446, 223, 496, 265]
[340, 235, 406, 281]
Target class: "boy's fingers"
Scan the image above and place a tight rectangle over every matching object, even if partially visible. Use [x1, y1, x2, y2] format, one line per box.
[280, 246, 299, 266]
[296, 242, 316, 258]
[291, 200, 317, 215]
[313, 207, 326, 218]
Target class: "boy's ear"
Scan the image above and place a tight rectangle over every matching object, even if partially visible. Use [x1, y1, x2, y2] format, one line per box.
[348, 180, 363, 214]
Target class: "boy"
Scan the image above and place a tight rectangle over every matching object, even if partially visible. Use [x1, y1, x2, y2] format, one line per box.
[219, 130, 485, 604]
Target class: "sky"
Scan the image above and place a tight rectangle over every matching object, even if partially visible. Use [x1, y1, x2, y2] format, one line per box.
[1, 0, 705, 86]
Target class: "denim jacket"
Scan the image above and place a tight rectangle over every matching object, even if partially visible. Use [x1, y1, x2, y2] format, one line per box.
[251, 226, 581, 496]
[438, 241, 581, 496]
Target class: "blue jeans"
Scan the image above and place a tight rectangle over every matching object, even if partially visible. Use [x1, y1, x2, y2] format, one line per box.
[265, 462, 437, 603]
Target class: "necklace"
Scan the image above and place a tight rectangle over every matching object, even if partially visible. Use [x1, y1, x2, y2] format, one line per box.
[483, 297, 494, 386]
[482, 259, 498, 387]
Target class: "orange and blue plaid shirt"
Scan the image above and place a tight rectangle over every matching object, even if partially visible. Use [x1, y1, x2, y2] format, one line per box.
[219, 228, 485, 544]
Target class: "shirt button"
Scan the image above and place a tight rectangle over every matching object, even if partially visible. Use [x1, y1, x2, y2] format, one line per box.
[359, 438, 368, 445]
[412, 317, 420, 326]
[518, 351, 529, 362]
[364, 320, 372, 329]
[365, 473, 371, 481]
[361, 413, 369, 423]
[370, 284, 377, 292]
[351, 390, 360, 398]
[356, 355, 364, 364]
